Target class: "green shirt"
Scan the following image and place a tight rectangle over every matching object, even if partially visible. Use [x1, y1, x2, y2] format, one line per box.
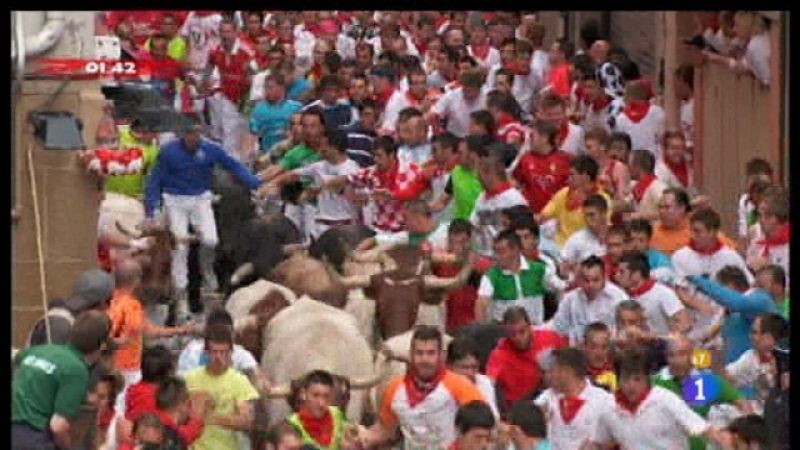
[288, 406, 346, 450]
[651, 368, 743, 450]
[780, 296, 790, 320]
[12, 344, 89, 430]
[103, 126, 159, 199]
[145, 36, 187, 62]
[185, 367, 260, 450]
[449, 165, 483, 220]
[279, 144, 321, 171]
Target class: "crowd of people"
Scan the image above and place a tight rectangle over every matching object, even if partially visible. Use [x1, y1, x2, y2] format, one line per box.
[12, 10, 789, 450]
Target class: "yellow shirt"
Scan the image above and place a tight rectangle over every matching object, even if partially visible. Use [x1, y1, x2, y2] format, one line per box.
[541, 187, 613, 247]
[185, 367, 259, 450]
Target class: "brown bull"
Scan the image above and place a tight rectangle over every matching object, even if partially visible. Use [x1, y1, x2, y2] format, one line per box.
[340, 245, 474, 339]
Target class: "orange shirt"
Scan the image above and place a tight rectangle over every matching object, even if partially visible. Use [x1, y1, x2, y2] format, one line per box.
[650, 220, 738, 256]
[108, 289, 145, 371]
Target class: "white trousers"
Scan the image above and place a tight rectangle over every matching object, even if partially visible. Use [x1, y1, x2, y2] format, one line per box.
[163, 192, 219, 290]
[208, 94, 247, 160]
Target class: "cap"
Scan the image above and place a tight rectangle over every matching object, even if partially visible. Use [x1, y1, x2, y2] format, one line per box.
[65, 269, 115, 312]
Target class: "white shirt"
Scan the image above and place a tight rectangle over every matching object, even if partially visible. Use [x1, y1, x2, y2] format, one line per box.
[746, 226, 790, 281]
[636, 177, 669, 218]
[467, 45, 501, 70]
[672, 245, 754, 284]
[248, 68, 271, 103]
[560, 122, 586, 156]
[469, 187, 528, 257]
[725, 349, 775, 412]
[432, 87, 488, 138]
[615, 104, 666, 159]
[485, 62, 542, 116]
[397, 143, 433, 170]
[629, 281, 686, 336]
[560, 228, 607, 265]
[655, 161, 694, 191]
[180, 11, 223, 72]
[475, 374, 500, 418]
[478, 256, 559, 325]
[737, 193, 755, 239]
[546, 283, 628, 345]
[380, 89, 410, 133]
[535, 381, 615, 450]
[593, 385, 710, 450]
[295, 159, 361, 221]
[680, 98, 695, 148]
[176, 339, 258, 376]
[743, 32, 771, 86]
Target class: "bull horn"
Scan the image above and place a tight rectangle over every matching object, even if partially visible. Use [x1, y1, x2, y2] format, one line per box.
[282, 243, 308, 256]
[350, 350, 393, 389]
[340, 274, 372, 290]
[233, 314, 258, 334]
[266, 382, 292, 399]
[231, 262, 256, 286]
[423, 261, 473, 291]
[115, 221, 143, 239]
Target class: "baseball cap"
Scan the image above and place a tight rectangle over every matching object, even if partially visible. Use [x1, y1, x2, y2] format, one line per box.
[65, 269, 116, 312]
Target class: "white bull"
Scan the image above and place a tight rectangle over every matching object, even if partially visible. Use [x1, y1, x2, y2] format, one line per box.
[226, 279, 297, 332]
[262, 296, 390, 427]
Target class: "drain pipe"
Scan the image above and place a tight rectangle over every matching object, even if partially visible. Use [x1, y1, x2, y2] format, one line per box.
[15, 11, 26, 84]
[24, 11, 67, 58]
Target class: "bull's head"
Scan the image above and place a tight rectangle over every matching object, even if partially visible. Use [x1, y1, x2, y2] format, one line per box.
[339, 246, 475, 339]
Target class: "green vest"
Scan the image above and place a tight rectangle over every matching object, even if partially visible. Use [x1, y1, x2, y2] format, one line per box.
[450, 165, 483, 220]
[288, 406, 346, 450]
[485, 260, 547, 301]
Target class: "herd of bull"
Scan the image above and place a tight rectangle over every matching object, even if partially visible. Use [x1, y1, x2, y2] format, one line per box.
[100, 169, 505, 427]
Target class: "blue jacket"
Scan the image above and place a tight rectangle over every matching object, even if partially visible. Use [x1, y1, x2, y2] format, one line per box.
[286, 78, 312, 102]
[144, 139, 261, 217]
[249, 98, 302, 153]
[647, 249, 673, 270]
[688, 275, 778, 363]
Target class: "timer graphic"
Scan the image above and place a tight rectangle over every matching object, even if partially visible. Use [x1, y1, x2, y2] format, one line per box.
[83, 60, 139, 76]
[32, 58, 146, 78]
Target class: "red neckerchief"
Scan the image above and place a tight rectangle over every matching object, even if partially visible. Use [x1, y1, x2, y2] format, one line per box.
[253, 53, 270, 71]
[469, 42, 491, 61]
[566, 184, 599, 211]
[664, 159, 690, 187]
[689, 237, 724, 256]
[376, 86, 396, 107]
[406, 90, 424, 105]
[276, 36, 294, 45]
[413, 37, 428, 55]
[615, 386, 652, 414]
[632, 174, 657, 202]
[525, 249, 540, 262]
[757, 222, 790, 257]
[623, 100, 651, 124]
[559, 395, 586, 424]
[96, 405, 115, 431]
[628, 278, 657, 297]
[485, 180, 514, 200]
[591, 94, 612, 112]
[297, 407, 334, 446]
[405, 365, 447, 408]
[503, 60, 530, 76]
[587, 360, 615, 379]
[307, 64, 323, 81]
[557, 121, 570, 146]
[496, 113, 518, 130]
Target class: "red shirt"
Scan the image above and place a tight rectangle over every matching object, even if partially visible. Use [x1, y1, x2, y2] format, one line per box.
[433, 256, 493, 333]
[486, 327, 567, 408]
[209, 41, 252, 104]
[512, 150, 573, 213]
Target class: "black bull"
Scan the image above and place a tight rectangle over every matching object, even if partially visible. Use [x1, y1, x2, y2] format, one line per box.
[210, 170, 303, 295]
